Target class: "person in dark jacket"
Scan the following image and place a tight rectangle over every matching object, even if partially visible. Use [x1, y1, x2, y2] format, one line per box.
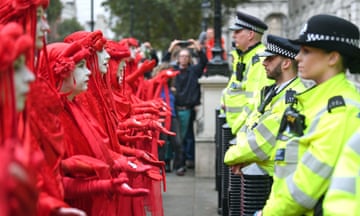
[162, 39, 208, 175]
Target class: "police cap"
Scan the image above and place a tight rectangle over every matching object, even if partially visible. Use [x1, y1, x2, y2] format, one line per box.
[229, 11, 268, 34]
[291, 14, 360, 58]
[258, 34, 300, 59]
[290, 14, 360, 73]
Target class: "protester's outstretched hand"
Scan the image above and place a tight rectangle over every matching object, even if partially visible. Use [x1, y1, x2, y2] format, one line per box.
[55, 207, 87, 216]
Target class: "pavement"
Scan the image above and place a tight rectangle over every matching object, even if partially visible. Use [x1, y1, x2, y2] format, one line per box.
[162, 169, 218, 216]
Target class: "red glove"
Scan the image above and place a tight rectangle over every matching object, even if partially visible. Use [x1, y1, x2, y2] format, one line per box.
[134, 150, 165, 167]
[131, 100, 159, 109]
[157, 139, 166, 147]
[117, 118, 144, 130]
[120, 147, 165, 167]
[132, 106, 160, 116]
[113, 155, 152, 173]
[117, 131, 152, 143]
[156, 68, 179, 79]
[117, 183, 149, 197]
[126, 59, 156, 83]
[132, 113, 158, 121]
[143, 119, 176, 136]
[63, 175, 128, 198]
[145, 169, 163, 181]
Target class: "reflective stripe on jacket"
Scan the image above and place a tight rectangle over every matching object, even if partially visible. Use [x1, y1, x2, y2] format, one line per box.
[262, 73, 360, 216]
[224, 77, 306, 175]
[223, 43, 273, 132]
[323, 129, 360, 216]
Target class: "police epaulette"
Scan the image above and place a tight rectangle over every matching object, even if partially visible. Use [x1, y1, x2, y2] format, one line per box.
[252, 54, 260, 65]
[327, 95, 346, 113]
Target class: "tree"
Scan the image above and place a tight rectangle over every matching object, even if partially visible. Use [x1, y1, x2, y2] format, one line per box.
[56, 18, 84, 42]
[45, 0, 63, 42]
[46, 0, 63, 23]
[46, 0, 85, 43]
[103, 0, 247, 50]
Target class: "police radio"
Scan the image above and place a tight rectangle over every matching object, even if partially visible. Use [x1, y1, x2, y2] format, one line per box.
[277, 105, 306, 141]
[235, 62, 246, 81]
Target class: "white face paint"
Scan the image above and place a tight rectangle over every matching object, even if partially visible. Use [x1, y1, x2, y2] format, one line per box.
[117, 60, 126, 84]
[35, 7, 49, 49]
[97, 49, 110, 74]
[14, 56, 35, 111]
[61, 59, 91, 98]
[130, 46, 137, 59]
[73, 60, 91, 94]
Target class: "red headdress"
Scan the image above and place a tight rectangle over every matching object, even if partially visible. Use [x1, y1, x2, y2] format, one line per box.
[37, 42, 90, 90]
[64, 30, 107, 84]
[0, 22, 33, 144]
[64, 30, 106, 54]
[0, 0, 49, 24]
[104, 40, 130, 90]
[0, 0, 49, 71]
[105, 40, 131, 60]
[119, 37, 139, 48]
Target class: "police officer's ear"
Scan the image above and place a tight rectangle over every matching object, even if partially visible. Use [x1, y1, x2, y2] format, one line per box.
[281, 58, 292, 69]
[327, 51, 341, 67]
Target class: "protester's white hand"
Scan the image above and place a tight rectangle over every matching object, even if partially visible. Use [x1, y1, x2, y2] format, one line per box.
[56, 207, 87, 216]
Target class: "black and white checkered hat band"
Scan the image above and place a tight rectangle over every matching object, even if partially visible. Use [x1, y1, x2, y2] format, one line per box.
[268, 43, 297, 59]
[304, 33, 360, 47]
[235, 17, 265, 33]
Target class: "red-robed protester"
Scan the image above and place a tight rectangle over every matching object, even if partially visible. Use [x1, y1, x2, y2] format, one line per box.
[36, 41, 153, 215]
[64, 31, 163, 179]
[0, 1, 83, 215]
[105, 38, 178, 216]
[0, 21, 38, 216]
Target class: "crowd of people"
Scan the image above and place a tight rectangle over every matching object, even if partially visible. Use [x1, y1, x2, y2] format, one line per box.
[0, 0, 218, 215]
[222, 10, 360, 216]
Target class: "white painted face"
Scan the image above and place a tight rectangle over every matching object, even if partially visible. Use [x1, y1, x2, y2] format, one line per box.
[36, 7, 49, 49]
[73, 60, 91, 93]
[130, 46, 137, 59]
[97, 49, 110, 74]
[14, 55, 35, 111]
[117, 60, 126, 84]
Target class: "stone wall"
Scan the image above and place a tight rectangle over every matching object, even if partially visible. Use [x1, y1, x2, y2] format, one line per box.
[223, 0, 360, 86]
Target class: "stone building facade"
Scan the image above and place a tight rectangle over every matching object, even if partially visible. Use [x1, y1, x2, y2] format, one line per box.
[226, 0, 360, 41]
[288, 0, 360, 38]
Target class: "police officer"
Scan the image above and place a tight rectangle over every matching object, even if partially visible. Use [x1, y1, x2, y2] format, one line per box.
[221, 11, 274, 135]
[323, 129, 360, 215]
[257, 14, 360, 216]
[224, 35, 306, 175]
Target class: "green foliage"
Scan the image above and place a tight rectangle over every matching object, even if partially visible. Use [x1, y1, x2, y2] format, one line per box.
[56, 18, 84, 42]
[103, 0, 247, 51]
[46, 0, 63, 23]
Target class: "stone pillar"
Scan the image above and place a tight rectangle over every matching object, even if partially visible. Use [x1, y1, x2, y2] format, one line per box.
[195, 75, 228, 177]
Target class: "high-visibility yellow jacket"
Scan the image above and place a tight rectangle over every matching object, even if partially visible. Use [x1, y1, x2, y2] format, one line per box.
[262, 73, 360, 216]
[222, 43, 273, 134]
[224, 77, 306, 175]
[323, 128, 360, 216]
[220, 49, 240, 114]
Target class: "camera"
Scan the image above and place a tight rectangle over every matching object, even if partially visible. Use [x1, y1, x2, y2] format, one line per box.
[178, 40, 191, 47]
